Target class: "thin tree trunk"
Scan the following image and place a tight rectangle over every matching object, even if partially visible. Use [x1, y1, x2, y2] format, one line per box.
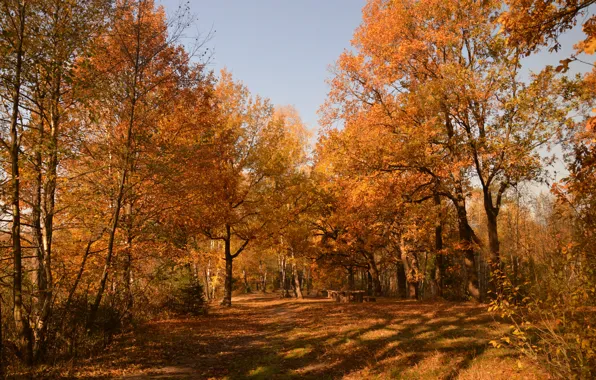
[124, 226, 134, 313]
[366, 270, 372, 295]
[204, 259, 211, 300]
[34, 73, 62, 359]
[347, 266, 354, 291]
[0, 298, 4, 379]
[291, 249, 303, 299]
[31, 119, 46, 360]
[434, 193, 444, 298]
[211, 266, 218, 300]
[258, 260, 266, 293]
[305, 265, 311, 295]
[192, 260, 199, 282]
[221, 233, 233, 306]
[65, 239, 97, 310]
[280, 254, 289, 298]
[89, 0, 145, 327]
[10, 1, 32, 365]
[242, 268, 251, 293]
[88, 167, 129, 328]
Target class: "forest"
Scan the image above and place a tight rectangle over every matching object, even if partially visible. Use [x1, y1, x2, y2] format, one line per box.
[0, 0, 595, 378]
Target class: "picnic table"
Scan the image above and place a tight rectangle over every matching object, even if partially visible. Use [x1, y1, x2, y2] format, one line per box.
[326, 290, 366, 303]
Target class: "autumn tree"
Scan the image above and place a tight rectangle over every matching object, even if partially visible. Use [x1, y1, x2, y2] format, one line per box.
[0, 0, 31, 364]
[19, 0, 111, 360]
[321, 0, 580, 300]
[66, 0, 207, 326]
[193, 75, 309, 306]
[500, 0, 595, 54]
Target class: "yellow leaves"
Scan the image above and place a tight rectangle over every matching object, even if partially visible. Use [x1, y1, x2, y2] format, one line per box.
[578, 38, 596, 55]
[575, 15, 596, 55]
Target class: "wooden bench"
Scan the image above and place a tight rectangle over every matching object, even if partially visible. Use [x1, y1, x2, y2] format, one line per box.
[327, 290, 366, 303]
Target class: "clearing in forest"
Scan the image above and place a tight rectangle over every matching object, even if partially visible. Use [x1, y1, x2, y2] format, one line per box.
[34, 294, 547, 379]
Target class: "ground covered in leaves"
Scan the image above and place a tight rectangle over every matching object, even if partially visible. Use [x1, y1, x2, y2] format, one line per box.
[22, 294, 548, 379]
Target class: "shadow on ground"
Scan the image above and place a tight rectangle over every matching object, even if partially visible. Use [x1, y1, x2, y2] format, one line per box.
[29, 294, 547, 379]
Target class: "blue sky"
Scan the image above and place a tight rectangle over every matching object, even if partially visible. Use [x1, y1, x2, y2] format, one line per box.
[157, 1, 591, 131]
[157, 1, 591, 189]
[157, 0, 364, 136]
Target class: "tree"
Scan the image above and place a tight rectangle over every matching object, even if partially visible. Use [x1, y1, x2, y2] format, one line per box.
[73, 0, 202, 326]
[0, 0, 31, 364]
[321, 0, 579, 300]
[195, 75, 309, 306]
[22, 0, 110, 359]
[500, 0, 595, 54]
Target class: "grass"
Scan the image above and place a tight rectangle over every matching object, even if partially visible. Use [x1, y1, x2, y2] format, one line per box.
[15, 293, 550, 379]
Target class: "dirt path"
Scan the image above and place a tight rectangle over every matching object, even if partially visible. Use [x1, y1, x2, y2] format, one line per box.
[49, 294, 547, 379]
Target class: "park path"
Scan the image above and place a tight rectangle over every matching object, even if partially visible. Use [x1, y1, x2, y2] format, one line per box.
[45, 294, 547, 379]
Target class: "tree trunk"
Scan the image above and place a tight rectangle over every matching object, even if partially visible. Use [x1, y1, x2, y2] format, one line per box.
[486, 211, 499, 263]
[455, 203, 480, 301]
[347, 266, 355, 291]
[0, 297, 4, 378]
[10, 1, 32, 364]
[221, 234, 233, 307]
[88, 169, 128, 328]
[258, 260, 267, 293]
[305, 265, 311, 295]
[242, 268, 251, 293]
[279, 254, 290, 298]
[123, 203, 134, 313]
[363, 251, 382, 296]
[211, 267, 219, 300]
[65, 239, 98, 310]
[204, 260, 211, 300]
[291, 250, 303, 299]
[34, 92, 61, 359]
[192, 260, 199, 282]
[482, 184, 507, 300]
[483, 186, 503, 267]
[396, 261, 407, 298]
[434, 193, 444, 298]
[369, 260, 382, 296]
[400, 241, 419, 299]
[89, 1, 146, 326]
[31, 123, 47, 361]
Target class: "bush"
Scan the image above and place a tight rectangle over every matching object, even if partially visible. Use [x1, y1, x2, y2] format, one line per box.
[28, 297, 125, 363]
[163, 280, 208, 316]
[490, 257, 596, 379]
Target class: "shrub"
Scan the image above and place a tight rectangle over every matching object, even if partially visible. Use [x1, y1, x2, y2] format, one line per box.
[163, 280, 208, 316]
[490, 256, 596, 379]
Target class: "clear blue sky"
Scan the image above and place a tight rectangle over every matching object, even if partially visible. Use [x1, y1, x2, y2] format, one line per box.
[158, 0, 365, 136]
[157, 1, 591, 190]
[157, 1, 590, 134]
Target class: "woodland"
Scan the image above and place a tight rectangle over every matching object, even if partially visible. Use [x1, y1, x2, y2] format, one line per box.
[0, 0, 595, 378]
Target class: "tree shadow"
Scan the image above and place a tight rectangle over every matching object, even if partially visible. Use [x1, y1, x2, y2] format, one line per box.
[56, 294, 525, 379]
